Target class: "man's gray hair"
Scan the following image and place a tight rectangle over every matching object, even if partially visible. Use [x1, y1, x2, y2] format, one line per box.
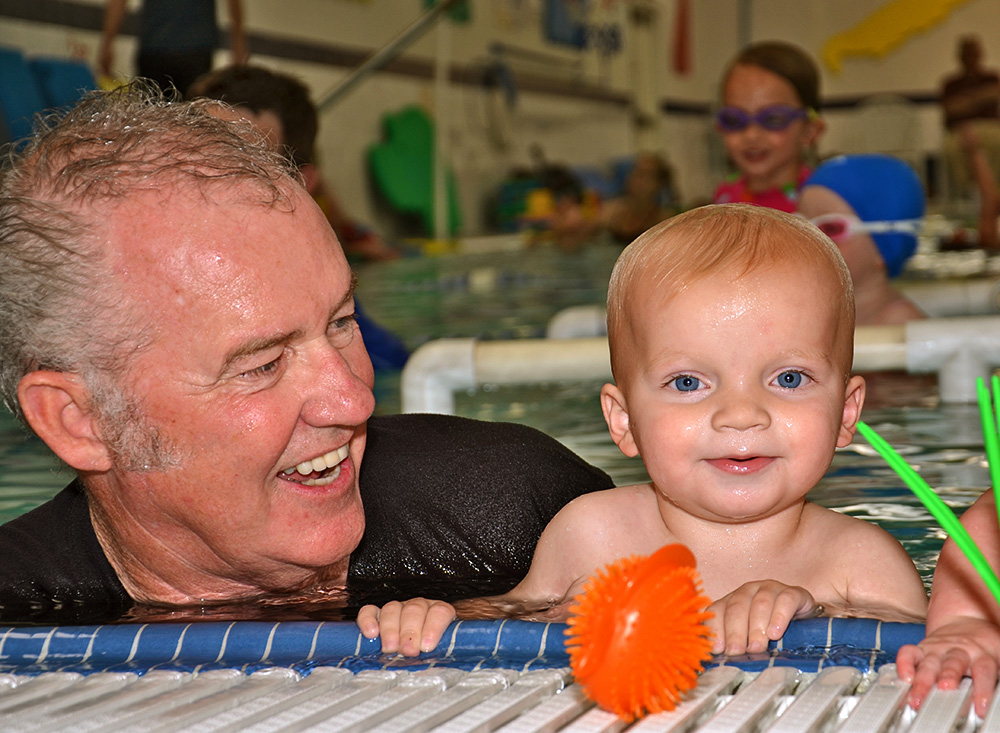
[0, 82, 301, 465]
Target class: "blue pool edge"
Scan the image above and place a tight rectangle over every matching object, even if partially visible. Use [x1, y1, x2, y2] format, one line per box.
[0, 617, 926, 676]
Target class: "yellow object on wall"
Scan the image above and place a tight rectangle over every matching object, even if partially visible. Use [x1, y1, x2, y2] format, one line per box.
[823, 0, 974, 73]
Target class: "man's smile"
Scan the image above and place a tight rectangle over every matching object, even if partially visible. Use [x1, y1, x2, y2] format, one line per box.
[280, 445, 350, 486]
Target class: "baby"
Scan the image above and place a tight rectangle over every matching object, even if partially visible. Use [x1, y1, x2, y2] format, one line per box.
[360, 204, 928, 656]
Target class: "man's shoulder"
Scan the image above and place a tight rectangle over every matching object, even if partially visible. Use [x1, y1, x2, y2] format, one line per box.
[349, 414, 614, 601]
[0, 481, 88, 546]
[367, 412, 553, 444]
[0, 482, 131, 622]
[366, 413, 611, 478]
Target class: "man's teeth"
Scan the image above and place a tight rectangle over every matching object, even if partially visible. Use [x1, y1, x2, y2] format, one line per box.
[283, 445, 350, 476]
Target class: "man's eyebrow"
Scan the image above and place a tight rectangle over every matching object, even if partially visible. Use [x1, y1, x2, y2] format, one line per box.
[219, 274, 359, 375]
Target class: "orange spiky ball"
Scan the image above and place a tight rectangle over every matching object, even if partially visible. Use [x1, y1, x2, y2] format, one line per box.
[565, 543, 714, 721]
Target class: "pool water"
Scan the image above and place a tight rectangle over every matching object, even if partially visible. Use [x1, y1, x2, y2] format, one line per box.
[0, 244, 994, 595]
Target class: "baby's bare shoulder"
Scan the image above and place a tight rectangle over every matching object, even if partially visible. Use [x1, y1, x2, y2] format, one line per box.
[544, 484, 662, 544]
[800, 502, 902, 549]
[559, 483, 656, 520]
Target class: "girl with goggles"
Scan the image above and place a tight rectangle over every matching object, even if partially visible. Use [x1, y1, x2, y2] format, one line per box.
[712, 42, 824, 214]
[715, 104, 816, 133]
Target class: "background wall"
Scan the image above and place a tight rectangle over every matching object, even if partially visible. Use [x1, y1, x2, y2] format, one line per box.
[2, 0, 999, 235]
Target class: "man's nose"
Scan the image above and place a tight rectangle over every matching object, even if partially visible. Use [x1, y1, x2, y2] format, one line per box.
[301, 342, 375, 427]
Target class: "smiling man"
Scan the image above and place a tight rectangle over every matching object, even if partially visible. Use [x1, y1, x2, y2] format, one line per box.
[0, 85, 612, 622]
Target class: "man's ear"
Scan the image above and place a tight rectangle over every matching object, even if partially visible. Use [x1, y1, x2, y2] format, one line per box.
[17, 371, 113, 472]
[836, 374, 867, 448]
[600, 382, 639, 458]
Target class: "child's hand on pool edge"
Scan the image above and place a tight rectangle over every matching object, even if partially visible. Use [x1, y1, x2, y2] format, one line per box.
[897, 618, 1000, 718]
[707, 580, 821, 656]
[357, 598, 457, 656]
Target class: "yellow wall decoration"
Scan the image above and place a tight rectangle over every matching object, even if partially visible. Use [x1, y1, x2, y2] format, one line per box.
[823, 0, 975, 73]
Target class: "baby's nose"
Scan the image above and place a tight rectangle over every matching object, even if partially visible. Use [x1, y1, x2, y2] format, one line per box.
[711, 390, 771, 431]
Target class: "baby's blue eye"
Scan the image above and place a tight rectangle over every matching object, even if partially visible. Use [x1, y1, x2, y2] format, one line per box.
[672, 375, 701, 392]
[776, 371, 803, 388]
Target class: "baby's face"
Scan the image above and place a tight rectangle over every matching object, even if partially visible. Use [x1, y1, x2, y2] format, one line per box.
[615, 258, 862, 524]
[720, 64, 820, 193]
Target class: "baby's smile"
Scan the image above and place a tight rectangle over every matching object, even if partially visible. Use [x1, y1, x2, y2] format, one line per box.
[706, 455, 775, 474]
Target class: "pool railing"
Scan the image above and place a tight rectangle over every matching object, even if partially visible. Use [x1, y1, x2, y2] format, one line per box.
[401, 314, 1000, 413]
[4, 617, 978, 731]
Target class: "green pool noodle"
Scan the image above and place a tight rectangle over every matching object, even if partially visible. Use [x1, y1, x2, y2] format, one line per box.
[857, 419, 1000, 608]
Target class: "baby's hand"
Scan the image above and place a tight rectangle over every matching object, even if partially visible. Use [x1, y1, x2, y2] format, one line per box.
[707, 580, 820, 656]
[897, 618, 1000, 718]
[356, 598, 457, 657]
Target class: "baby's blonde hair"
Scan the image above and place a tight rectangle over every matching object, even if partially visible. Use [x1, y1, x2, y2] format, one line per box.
[606, 203, 855, 383]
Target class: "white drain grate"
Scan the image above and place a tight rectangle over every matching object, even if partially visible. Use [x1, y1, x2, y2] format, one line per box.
[0, 663, 996, 732]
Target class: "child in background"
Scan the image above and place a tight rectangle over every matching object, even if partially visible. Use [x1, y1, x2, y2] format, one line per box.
[714, 41, 824, 213]
[188, 65, 401, 263]
[598, 152, 677, 245]
[797, 154, 927, 325]
[897, 488, 1000, 718]
[358, 204, 928, 657]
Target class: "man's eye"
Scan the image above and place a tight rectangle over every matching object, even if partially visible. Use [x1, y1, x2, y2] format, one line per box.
[775, 370, 805, 389]
[241, 357, 280, 379]
[329, 314, 357, 347]
[670, 375, 701, 392]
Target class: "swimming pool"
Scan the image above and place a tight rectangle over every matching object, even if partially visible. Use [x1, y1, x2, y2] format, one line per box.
[355, 245, 995, 590]
[0, 243, 996, 730]
[0, 244, 994, 586]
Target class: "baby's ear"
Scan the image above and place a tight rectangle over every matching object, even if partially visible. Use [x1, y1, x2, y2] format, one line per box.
[601, 382, 639, 457]
[836, 374, 867, 448]
[17, 371, 113, 472]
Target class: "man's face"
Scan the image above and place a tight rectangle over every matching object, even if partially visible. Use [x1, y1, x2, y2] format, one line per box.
[94, 183, 375, 597]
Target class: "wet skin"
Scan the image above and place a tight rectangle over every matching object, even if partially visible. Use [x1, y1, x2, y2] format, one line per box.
[86, 183, 376, 604]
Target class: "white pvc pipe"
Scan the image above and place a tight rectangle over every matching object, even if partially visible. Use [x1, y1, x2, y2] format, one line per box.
[545, 279, 1000, 339]
[401, 316, 1000, 413]
[854, 324, 907, 371]
[400, 338, 476, 414]
[433, 19, 451, 243]
[476, 338, 612, 384]
[899, 278, 1000, 317]
[545, 305, 607, 339]
[907, 317, 1000, 403]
